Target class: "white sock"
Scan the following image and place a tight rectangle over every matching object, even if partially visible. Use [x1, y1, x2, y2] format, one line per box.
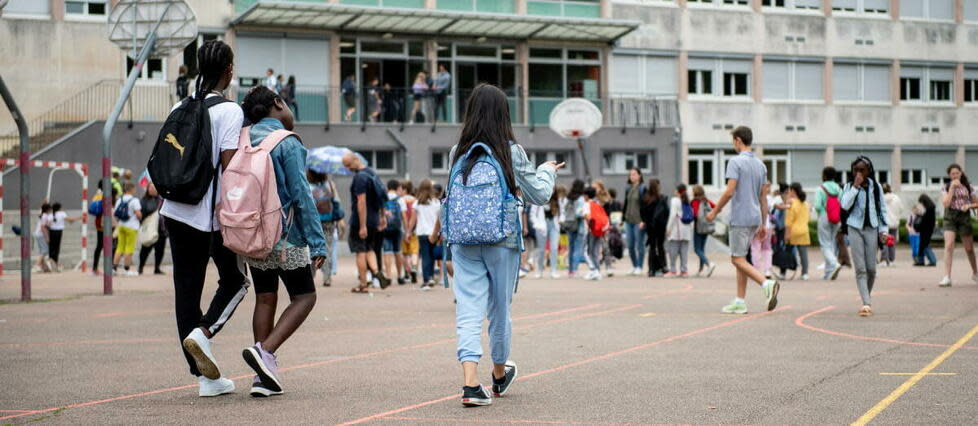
[734, 298, 746, 304]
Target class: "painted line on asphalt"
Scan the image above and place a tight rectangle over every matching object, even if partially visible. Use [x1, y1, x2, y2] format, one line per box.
[337, 306, 792, 426]
[380, 415, 653, 425]
[641, 283, 694, 299]
[852, 324, 978, 426]
[794, 306, 978, 351]
[0, 410, 39, 413]
[0, 302, 645, 422]
[878, 372, 956, 376]
[640, 313, 656, 317]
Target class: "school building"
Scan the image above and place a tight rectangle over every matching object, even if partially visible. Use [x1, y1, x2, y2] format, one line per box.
[3, 0, 978, 209]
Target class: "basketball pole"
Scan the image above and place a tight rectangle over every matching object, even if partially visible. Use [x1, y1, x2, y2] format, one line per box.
[101, 3, 171, 295]
[576, 137, 592, 184]
[0, 75, 31, 301]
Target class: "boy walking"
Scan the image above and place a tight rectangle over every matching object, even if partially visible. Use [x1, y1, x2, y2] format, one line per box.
[112, 183, 142, 276]
[706, 126, 780, 314]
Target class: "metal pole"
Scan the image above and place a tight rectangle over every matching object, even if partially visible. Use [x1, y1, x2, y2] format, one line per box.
[577, 137, 592, 184]
[102, 31, 159, 295]
[0, 75, 31, 301]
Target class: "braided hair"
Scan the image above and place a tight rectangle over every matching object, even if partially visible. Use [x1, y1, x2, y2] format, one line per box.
[194, 40, 234, 100]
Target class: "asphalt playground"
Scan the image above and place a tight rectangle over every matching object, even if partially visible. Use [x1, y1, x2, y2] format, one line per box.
[1, 247, 976, 425]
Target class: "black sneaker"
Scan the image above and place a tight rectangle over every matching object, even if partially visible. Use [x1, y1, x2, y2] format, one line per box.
[397, 277, 407, 285]
[411, 272, 418, 284]
[377, 272, 391, 289]
[492, 361, 518, 397]
[461, 384, 492, 407]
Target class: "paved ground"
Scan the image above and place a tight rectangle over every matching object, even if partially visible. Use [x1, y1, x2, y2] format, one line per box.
[1, 248, 977, 425]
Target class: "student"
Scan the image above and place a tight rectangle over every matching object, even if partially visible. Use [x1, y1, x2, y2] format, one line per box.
[592, 181, 616, 275]
[238, 85, 326, 398]
[913, 194, 938, 267]
[176, 65, 189, 100]
[605, 188, 624, 228]
[519, 190, 534, 278]
[840, 156, 888, 316]
[939, 163, 978, 287]
[529, 196, 549, 278]
[563, 180, 587, 277]
[639, 179, 667, 277]
[399, 181, 419, 284]
[664, 184, 692, 278]
[384, 179, 408, 285]
[34, 203, 53, 272]
[409, 72, 428, 124]
[414, 179, 441, 289]
[265, 68, 277, 93]
[138, 182, 167, 275]
[538, 188, 563, 279]
[342, 75, 357, 121]
[622, 168, 646, 275]
[160, 40, 249, 397]
[342, 152, 390, 293]
[432, 64, 452, 122]
[367, 78, 382, 122]
[706, 126, 780, 314]
[785, 183, 811, 281]
[443, 84, 560, 406]
[91, 186, 117, 275]
[691, 185, 716, 277]
[582, 187, 607, 281]
[881, 184, 902, 267]
[283, 75, 298, 121]
[47, 202, 77, 271]
[308, 170, 340, 287]
[112, 183, 142, 276]
[814, 167, 843, 280]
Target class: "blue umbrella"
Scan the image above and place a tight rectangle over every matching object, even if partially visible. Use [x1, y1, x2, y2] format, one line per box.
[307, 146, 367, 176]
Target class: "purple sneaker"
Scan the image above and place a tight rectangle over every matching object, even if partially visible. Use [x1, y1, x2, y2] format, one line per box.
[243, 343, 282, 393]
[249, 375, 282, 398]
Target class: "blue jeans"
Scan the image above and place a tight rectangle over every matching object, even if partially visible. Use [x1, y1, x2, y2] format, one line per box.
[625, 222, 645, 269]
[418, 235, 436, 283]
[693, 232, 709, 270]
[534, 221, 560, 273]
[568, 231, 585, 273]
[452, 244, 520, 364]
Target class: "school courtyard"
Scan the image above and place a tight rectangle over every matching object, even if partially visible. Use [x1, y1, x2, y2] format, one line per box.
[1, 248, 976, 425]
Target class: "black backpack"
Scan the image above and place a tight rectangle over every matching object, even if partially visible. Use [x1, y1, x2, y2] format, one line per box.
[147, 96, 231, 204]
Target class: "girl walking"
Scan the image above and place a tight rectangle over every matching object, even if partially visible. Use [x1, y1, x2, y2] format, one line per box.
[34, 203, 53, 272]
[939, 164, 978, 287]
[564, 180, 587, 277]
[785, 183, 811, 280]
[622, 168, 646, 275]
[308, 170, 341, 286]
[443, 84, 560, 406]
[639, 179, 667, 277]
[664, 184, 692, 278]
[912, 194, 938, 267]
[414, 179, 441, 288]
[840, 156, 888, 316]
[691, 185, 717, 277]
[238, 86, 327, 397]
[48, 202, 78, 271]
[138, 183, 167, 275]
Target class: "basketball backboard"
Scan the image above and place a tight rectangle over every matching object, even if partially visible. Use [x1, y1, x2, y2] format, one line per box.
[549, 98, 603, 140]
[107, 0, 198, 59]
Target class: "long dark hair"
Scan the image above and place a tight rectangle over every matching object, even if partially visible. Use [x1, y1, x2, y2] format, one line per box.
[627, 167, 644, 187]
[194, 40, 234, 100]
[452, 84, 517, 196]
[568, 179, 585, 201]
[676, 184, 689, 204]
[918, 193, 935, 211]
[946, 163, 971, 192]
[241, 86, 282, 124]
[642, 179, 661, 205]
[850, 156, 876, 186]
[790, 182, 806, 203]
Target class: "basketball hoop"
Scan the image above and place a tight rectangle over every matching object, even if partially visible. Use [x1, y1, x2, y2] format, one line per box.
[549, 98, 603, 140]
[108, 0, 198, 59]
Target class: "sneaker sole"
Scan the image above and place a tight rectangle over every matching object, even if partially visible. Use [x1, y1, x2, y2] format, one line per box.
[767, 281, 780, 311]
[242, 347, 283, 393]
[182, 337, 221, 380]
[199, 386, 235, 398]
[721, 309, 748, 315]
[250, 385, 284, 398]
[461, 398, 492, 407]
[493, 363, 519, 397]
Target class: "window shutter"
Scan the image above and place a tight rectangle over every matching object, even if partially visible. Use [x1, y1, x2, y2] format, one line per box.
[722, 59, 752, 74]
[966, 0, 978, 21]
[929, 0, 955, 19]
[763, 61, 790, 100]
[795, 62, 823, 100]
[613, 54, 642, 94]
[4, 0, 51, 14]
[863, 65, 891, 102]
[833, 63, 860, 101]
[646, 56, 677, 95]
[900, 0, 924, 17]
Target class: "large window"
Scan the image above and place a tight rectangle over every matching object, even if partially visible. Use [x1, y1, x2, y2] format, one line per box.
[126, 57, 165, 81]
[967, 0, 978, 22]
[900, 66, 954, 103]
[834, 63, 890, 103]
[603, 151, 655, 175]
[832, 0, 888, 14]
[900, 0, 954, 20]
[3, 0, 51, 15]
[357, 150, 397, 174]
[965, 69, 978, 103]
[527, 0, 600, 17]
[763, 60, 823, 101]
[688, 151, 717, 187]
[611, 54, 677, 96]
[529, 48, 601, 98]
[688, 57, 751, 98]
[901, 169, 926, 186]
[65, 0, 106, 16]
[761, 0, 822, 11]
[762, 152, 790, 186]
[529, 151, 572, 174]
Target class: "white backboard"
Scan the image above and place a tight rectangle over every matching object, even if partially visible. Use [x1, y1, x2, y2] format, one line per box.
[108, 0, 198, 59]
[549, 98, 603, 139]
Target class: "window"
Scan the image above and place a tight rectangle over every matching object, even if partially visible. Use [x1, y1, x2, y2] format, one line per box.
[967, 0, 978, 22]
[3, 0, 51, 16]
[901, 169, 926, 186]
[834, 63, 890, 102]
[688, 152, 716, 187]
[530, 152, 572, 174]
[357, 150, 397, 174]
[832, 0, 888, 14]
[65, 0, 106, 16]
[763, 60, 824, 101]
[431, 151, 450, 174]
[842, 169, 889, 184]
[603, 152, 654, 175]
[900, 66, 954, 103]
[762, 0, 822, 10]
[611, 54, 677, 96]
[688, 0, 749, 6]
[762, 152, 790, 185]
[965, 70, 978, 103]
[900, 0, 954, 20]
[528, 48, 601, 98]
[126, 57, 165, 80]
[688, 57, 751, 98]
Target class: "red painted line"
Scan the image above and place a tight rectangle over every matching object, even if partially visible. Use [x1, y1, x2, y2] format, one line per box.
[0, 410, 39, 414]
[381, 415, 655, 425]
[794, 306, 978, 351]
[337, 306, 791, 426]
[0, 303, 638, 421]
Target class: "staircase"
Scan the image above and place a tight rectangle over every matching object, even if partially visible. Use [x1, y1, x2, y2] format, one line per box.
[0, 80, 175, 158]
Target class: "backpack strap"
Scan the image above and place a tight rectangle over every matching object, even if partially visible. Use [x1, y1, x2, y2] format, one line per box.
[203, 96, 231, 109]
[257, 129, 298, 152]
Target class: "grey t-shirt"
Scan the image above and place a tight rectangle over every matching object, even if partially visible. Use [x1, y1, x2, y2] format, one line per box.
[725, 151, 767, 227]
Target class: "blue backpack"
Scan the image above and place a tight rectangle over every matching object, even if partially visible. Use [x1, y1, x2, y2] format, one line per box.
[443, 142, 512, 245]
[114, 196, 131, 222]
[385, 195, 402, 232]
[680, 202, 695, 224]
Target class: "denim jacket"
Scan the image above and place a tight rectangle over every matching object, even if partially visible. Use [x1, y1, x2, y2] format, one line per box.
[448, 142, 557, 250]
[840, 180, 889, 234]
[249, 118, 327, 257]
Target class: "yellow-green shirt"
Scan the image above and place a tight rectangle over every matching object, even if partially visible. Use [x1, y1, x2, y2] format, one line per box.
[786, 201, 811, 246]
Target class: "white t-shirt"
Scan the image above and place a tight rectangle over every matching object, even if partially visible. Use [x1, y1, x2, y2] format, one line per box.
[49, 211, 67, 230]
[35, 213, 52, 236]
[414, 199, 441, 236]
[159, 93, 244, 232]
[115, 195, 142, 230]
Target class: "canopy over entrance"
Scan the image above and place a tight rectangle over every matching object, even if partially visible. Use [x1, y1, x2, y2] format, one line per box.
[232, 2, 640, 43]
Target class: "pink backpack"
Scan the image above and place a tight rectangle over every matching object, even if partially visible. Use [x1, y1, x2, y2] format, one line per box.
[219, 127, 293, 259]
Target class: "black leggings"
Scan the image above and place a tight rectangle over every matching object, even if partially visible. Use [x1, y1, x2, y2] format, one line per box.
[49, 229, 63, 263]
[139, 236, 166, 273]
[93, 230, 118, 271]
[251, 264, 315, 297]
[646, 230, 666, 274]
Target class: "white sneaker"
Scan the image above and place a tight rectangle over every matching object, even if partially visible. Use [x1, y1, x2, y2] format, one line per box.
[938, 276, 952, 287]
[801, 274, 809, 281]
[972, 274, 978, 283]
[706, 263, 717, 278]
[633, 267, 643, 276]
[550, 272, 560, 279]
[198, 376, 235, 397]
[816, 263, 826, 271]
[182, 328, 221, 380]
[534, 272, 543, 279]
[586, 271, 600, 281]
[126, 270, 139, 277]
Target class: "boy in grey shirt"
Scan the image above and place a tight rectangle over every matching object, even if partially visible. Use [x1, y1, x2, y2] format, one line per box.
[706, 126, 780, 314]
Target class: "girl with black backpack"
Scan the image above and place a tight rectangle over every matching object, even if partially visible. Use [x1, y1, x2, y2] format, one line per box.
[640, 179, 668, 277]
[840, 156, 889, 317]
